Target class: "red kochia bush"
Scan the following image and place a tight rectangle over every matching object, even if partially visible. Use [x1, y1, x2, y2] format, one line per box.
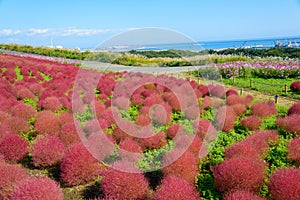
[209, 84, 226, 98]
[276, 114, 300, 135]
[151, 176, 200, 200]
[60, 144, 104, 186]
[34, 110, 61, 136]
[0, 134, 29, 164]
[231, 104, 247, 116]
[175, 135, 207, 158]
[193, 119, 217, 141]
[251, 101, 278, 117]
[31, 136, 65, 167]
[10, 103, 36, 120]
[16, 88, 36, 100]
[162, 150, 199, 184]
[290, 81, 300, 92]
[226, 89, 238, 97]
[59, 122, 81, 147]
[224, 190, 267, 200]
[243, 130, 279, 156]
[288, 102, 300, 116]
[241, 115, 262, 131]
[226, 95, 244, 106]
[101, 162, 150, 200]
[3, 116, 30, 135]
[242, 95, 254, 107]
[137, 132, 168, 149]
[135, 114, 151, 126]
[199, 84, 209, 96]
[0, 111, 9, 124]
[212, 157, 266, 192]
[41, 96, 63, 112]
[119, 139, 143, 162]
[268, 168, 300, 200]
[167, 124, 181, 139]
[0, 164, 28, 199]
[9, 177, 63, 200]
[287, 138, 300, 164]
[215, 106, 237, 132]
[225, 141, 260, 159]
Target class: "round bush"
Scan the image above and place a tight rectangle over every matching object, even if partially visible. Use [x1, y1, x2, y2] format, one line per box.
[9, 177, 63, 200]
[290, 81, 300, 92]
[215, 106, 237, 132]
[268, 168, 300, 200]
[212, 157, 266, 192]
[231, 104, 247, 116]
[244, 130, 279, 155]
[288, 102, 300, 116]
[276, 115, 300, 136]
[0, 111, 9, 124]
[34, 110, 61, 136]
[226, 95, 244, 106]
[60, 144, 104, 186]
[119, 139, 143, 162]
[59, 122, 81, 147]
[0, 164, 28, 199]
[175, 135, 207, 158]
[31, 136, 65, 167]
[251, 101, 278, 117]
[137, 132, 167, 150]
[151, 176, 200, 200]
[167, 124, 181, 139]
[224, 190, 267, 200]
[3, 116, 30, 135]
[0, 134, 29, 164]
[101, 162, 150, 200]
[41, 96, 63, 112]
[162, 150, 199, 183]
[241, 115, 262, 131]
[10, 103, 36, 120]
[210, 84, 226, 98]
[287, 138, 300, 164]
[226, 89, 238, 97]
[193, 119, 217, 141]
[225, 141, 260, 159]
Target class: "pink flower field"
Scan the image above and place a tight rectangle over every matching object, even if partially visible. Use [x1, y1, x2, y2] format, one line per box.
[0, 53, 299, 199]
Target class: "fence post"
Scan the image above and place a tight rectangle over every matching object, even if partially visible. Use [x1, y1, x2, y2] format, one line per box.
[197, 77, 200, 84]
[250, 79, 252, 88]
[274, 94, 279, 104]
[232, 76, 235, 84]
[240, 88, 243, 95]
[285, 84, 288, 94]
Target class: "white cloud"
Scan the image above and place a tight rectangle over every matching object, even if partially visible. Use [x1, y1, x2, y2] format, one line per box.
[27, 28, 49, 36]
[0, 28, 127, 37]
[0, 29, 21, 36]
[60, 28, 111, 36]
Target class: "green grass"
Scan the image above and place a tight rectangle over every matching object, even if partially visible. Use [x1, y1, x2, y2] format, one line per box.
[15, 66, 24, 81]
[222, 77, 300, 99]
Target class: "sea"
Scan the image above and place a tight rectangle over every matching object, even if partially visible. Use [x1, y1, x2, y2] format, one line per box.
[89, 36, 300, 51]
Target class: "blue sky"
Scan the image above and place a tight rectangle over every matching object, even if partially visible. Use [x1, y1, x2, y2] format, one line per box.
[0, 0, 300, 48]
